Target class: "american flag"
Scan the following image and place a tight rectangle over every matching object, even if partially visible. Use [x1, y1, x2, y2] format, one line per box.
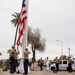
[16, 0, 27, 49]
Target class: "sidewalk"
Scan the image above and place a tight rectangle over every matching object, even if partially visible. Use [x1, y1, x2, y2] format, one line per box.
[0, 70, 75, 75]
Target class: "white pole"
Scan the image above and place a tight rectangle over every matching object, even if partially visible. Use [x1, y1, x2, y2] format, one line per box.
[61, 41, 63, 57]
[68, 47, 70, 57]
[22, 0, 29, 58]
[56, 40, 63, 57]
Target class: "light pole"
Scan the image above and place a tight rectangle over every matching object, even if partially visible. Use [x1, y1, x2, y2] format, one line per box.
[68, 47, 70, 57]
[56, 40, 63, 57]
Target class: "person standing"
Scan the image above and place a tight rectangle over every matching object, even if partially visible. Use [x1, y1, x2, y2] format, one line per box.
[68, 57, 72, 72]
[14, 49, 19, 72]
[39, 58, 43, 71]
[55, 57, 59, 72]
[23, 48, 31, 75]
[45, 57, 50, 71]
[9, 46, 15, 74]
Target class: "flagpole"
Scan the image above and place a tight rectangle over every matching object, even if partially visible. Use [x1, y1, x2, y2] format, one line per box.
[22, 0, 29, 58]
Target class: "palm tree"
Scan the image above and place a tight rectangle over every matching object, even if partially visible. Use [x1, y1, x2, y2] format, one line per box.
[11, 12, 20, 46]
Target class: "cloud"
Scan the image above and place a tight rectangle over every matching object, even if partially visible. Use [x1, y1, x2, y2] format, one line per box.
[0, 0, 75, 60]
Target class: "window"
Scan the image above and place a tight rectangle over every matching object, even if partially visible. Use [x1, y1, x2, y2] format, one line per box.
[72, 61, 74, 64]
[63, 61, 67, 64]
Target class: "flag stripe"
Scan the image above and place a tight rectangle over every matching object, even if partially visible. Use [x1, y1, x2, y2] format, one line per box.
[16, 0, 27, 49]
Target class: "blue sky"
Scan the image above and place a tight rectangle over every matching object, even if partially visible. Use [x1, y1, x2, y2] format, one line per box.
[0, 0, 75, 60]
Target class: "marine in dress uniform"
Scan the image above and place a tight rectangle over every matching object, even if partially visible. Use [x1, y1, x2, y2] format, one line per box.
[9, 46, 15, 74]
[68, 57, 72, 72]
[14, 50, 19, 72]
[23, 48, 31, 75]
[55, 57, 59, 72]
[39, 58, 43, 71]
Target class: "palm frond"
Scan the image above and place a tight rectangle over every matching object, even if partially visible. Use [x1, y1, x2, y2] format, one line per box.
[11, 12, 20, 27]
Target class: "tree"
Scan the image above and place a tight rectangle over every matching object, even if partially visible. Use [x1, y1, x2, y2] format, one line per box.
[11, 12, 20, 46]
[7, 49, 11, 60]
[62, 55, 67, 59]
[7, 49, 11, 53]
[28, 26, 46, 62]
[0, 52, 2, 56]
[0, 52, 2, 67]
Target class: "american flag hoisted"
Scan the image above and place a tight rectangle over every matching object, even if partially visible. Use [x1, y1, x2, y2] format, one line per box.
[16, 0, 27, 49]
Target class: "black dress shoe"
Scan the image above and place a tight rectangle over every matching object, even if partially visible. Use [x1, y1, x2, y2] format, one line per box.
[23, 73, 27, 75]
[10, 72, 14, 74]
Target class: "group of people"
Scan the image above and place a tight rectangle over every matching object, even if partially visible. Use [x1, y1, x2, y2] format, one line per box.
[30, 57, 50, 71]
[9, 46, 31, 75]
[39, 57, 50, 71]
[9, 46, 73, 75]
[9, 46, 19, 74]
[31, 56, 73, 73]
[40, 56, 59, 72]
[54, 56, 73, 73]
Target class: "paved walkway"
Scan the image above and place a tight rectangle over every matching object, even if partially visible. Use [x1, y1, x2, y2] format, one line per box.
[0, 70, 75, 75]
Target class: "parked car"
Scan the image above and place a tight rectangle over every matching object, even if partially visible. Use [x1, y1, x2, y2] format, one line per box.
[50, 60, 75, 71]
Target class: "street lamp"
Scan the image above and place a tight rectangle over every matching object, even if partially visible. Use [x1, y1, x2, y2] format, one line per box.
[68, 47, 70, 57]
[56, 40, 63, 57]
